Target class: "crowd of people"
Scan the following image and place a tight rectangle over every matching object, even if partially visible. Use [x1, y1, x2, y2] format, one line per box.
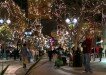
[0, 43, 44, 69]
[47, 45, 71, 68]
[46, 37, 106, 73]
[0, 47, 20, 60]
[0, 37, 106, 71]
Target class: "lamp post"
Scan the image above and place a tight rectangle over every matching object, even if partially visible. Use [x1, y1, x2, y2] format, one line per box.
[0, 19, 11, 59]
[0, 18, 11, 72]
[65, 18, 78, 46]
[65, 18, 77, 25]
[25, 31, 32, 36]
[0, 19, 11, 24]
[65, 18, 83, 67]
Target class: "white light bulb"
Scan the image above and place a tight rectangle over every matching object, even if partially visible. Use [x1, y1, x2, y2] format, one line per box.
[65, 18, 71, 24]
[29, 32, 32, 35]
[100, 40, 103, 43]
[0, 19, 4, 24]
[6, 19, 11, 24]
[73, 18, 77, 24]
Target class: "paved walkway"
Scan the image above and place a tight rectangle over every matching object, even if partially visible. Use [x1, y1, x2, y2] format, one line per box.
[27, 57, 106, 75]
[0, 60, 11, 72]
[0, 59, 33, 75]
[27, 58, 66, 75]
[57, 58, 106, 75]
[1, 57, 106, 75]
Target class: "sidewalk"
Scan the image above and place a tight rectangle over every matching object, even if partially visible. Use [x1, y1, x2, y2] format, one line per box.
[27, 57, 65, 75]
[0, 60, 11, 73]
[59, 58, 106, 75]
[1, 57, 106, 75]
[27, 57, 106, 75]
[0, 59, 34, 75]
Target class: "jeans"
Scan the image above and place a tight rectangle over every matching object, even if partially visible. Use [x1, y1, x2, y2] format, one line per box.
[82, 53, 92, 72]
[99, 53, 102, 61]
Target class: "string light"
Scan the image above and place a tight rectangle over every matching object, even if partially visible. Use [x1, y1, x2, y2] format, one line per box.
[0, 0, 105, 48]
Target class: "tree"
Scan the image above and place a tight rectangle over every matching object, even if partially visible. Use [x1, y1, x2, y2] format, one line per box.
[27, 0, 106, 48]
[0, 24, 12, 42]
[1, 0, 105, 49]
[62, 0, 105, 49]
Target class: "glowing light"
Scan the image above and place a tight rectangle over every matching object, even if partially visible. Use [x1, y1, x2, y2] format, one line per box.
[100, 40, 103, 43]
[72, 18, 77, 24]
[29, 32, 32, 35]
[6, 19, 11, 24]
[25, 32, 32, 35]
[65, 18, 71, 24]
[0, 19, 4, 24]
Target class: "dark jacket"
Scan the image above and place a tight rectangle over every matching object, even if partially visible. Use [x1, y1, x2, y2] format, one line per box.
[82, 38, 92, 54]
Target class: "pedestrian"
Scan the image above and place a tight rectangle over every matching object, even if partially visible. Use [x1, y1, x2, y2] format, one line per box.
[91, 47, 96, 61]
[6, 49, 10, 60]
[98, 46, 103, 62]
[13, 48, 19, 60]
[81, 36, 93, 73]
[0, 49, 1, 59]
[34, 50, 39, 61]
[73, 47, 82, 67]
[52, 47, 57, 62]
[20, 43, 30, 69]
[105, 49, 106, 57]
[47, 49, 53, 61]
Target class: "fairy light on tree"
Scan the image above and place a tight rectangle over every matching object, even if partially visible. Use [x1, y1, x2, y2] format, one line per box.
[0, 0, 28, 32]
[61, 0, 106, 49]
[28, 0, 52, 19]
[0, 0, 105, 50]
[51, 0, 66, 24]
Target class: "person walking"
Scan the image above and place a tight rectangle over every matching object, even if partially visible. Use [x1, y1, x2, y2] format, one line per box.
[13, 48, 19, 60]
[47, 49, 53, 61]
[34, 50, 39, 61]
[98, 46, 103, 62]
[20, 43, 30, 69]
[105, 49, 106, 57]
[81, 36, 93, 73]
[91, 47, 96, 61]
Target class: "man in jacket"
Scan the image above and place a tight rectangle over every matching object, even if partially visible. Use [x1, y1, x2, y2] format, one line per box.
[82, 36, 93, 73]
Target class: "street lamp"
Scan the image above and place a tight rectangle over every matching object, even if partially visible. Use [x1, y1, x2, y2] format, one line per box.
[0, 19, 11, 24]
[0, 19, 11, 59]
[72, 18, 77, 24]
[0, 19, 4, 24]
[65, 18, 77, 25]
[6, 19, 11, 24]
[65, 18, 71, 24]
[25, 31, 32, 37]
